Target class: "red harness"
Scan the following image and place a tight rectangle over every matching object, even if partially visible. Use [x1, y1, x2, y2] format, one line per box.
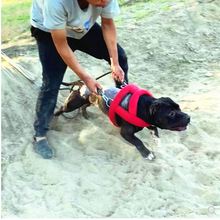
[108, 84, 154, 127]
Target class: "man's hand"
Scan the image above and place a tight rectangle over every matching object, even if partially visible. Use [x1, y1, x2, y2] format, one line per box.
[83, 75, 103, 94]
[111, 61, 124, 82]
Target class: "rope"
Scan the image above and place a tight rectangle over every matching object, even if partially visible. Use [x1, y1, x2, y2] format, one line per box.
[1, 51, 41, 89]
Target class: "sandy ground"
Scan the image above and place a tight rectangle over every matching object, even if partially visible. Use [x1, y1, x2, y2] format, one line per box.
[1, 0, 220, 218]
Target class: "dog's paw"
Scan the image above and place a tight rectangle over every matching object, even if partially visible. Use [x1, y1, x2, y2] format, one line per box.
[82, 109, 90, 119]
[82, 112, 89, 119]
[145, 152, 156, 161]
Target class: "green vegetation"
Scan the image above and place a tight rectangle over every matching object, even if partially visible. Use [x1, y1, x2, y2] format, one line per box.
[136, 11, 149, 19]
[1, 0, 172, 43]
[1, 0, 32, 42]
[161, 5, 171, 11]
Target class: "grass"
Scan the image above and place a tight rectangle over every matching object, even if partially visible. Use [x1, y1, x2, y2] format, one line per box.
[1, 0, 173, 43]
[1, 0, 32, 43]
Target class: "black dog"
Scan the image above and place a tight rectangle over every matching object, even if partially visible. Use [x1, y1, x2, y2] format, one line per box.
[55, 83, 190, 160]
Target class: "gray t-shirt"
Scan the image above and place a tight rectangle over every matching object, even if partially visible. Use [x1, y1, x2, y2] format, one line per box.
[31, 0, 120, 39]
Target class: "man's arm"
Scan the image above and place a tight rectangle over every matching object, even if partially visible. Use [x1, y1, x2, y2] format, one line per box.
[101, 17, 124, 82]
[51, 29, 102, 93]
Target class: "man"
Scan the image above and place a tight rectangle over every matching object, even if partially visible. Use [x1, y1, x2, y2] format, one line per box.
[30, 0, 128, 159]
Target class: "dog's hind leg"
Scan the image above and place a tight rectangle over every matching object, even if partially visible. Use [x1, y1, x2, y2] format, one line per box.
[81, 102, 91, 119]
[120, 123, 155, 160]
[54, 106, 64, 116]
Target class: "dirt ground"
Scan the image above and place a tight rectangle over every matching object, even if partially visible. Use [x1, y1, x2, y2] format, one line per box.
[1, 0, 220, 218]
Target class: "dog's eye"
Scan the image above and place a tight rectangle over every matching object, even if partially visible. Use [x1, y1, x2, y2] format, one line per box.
[169, 111, 176, 119]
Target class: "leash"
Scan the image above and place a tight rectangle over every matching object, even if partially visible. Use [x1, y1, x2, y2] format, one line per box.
[60, 71, 112, 91]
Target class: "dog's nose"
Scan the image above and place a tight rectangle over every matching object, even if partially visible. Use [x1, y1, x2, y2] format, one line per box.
[185, 115, 190, 124]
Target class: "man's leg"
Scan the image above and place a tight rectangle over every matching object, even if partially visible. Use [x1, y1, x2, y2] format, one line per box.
[71, 23, 128, 88]
[31, 27, 67, 158]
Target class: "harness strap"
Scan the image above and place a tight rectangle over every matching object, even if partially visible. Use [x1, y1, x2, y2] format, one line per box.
[108, 84, 154, 127]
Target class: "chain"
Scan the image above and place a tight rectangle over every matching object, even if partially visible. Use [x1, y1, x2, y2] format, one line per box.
[97, 80, 127, 107]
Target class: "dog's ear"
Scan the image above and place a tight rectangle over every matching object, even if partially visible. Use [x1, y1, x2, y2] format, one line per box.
[150, 97, 180, 116]
[160, 97, 180, 109]
[149, 101, 160, 116]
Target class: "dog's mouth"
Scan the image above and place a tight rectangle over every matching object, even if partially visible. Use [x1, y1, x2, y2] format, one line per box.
[169, 126, 187, 131]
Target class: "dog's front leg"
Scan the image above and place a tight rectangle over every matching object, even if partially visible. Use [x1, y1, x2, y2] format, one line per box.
[148, 126, 161, 152]
[120, 123, 155, 160]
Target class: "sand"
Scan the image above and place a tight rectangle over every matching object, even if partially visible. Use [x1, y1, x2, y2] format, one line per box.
[1, 0, 220, 218]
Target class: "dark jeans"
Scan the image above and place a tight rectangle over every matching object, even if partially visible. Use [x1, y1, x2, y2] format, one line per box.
[31, 23, 128, 137]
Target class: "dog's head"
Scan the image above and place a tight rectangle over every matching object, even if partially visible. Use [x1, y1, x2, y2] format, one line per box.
[149, 97, 190, 131]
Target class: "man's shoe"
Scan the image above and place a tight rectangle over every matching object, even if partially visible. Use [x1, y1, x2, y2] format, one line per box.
[34, 139, 54, 159]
